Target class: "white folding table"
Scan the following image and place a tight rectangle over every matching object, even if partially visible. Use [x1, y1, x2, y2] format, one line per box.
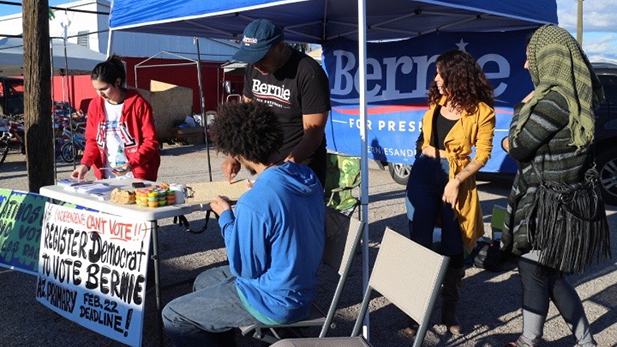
[40, 178, 210, 346]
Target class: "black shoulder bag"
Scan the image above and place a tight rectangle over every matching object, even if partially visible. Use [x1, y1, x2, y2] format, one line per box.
[526, 162, 611, 274]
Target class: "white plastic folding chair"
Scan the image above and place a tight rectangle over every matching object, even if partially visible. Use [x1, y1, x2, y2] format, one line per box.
[270, 227, 450, 347]
[239, 208, 365, 343]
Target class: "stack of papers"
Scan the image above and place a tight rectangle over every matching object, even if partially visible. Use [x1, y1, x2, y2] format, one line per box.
[76, 183, 112, 194]
[87, 186, 115, 201]
[63, 182, 96, 192]
[62, 182, 114, 200]
[58, 178, 93, 187]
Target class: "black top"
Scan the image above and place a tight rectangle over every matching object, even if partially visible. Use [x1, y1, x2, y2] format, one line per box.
[243, 49, 331, 163]
[430, 106, 458, 151]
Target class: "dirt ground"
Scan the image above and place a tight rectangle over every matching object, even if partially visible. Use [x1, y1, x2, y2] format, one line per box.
[1, 144, 616, 347]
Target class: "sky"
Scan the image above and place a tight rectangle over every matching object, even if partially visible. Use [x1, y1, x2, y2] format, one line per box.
[556, 0, 617, 63]
[0, 0, 616, 62]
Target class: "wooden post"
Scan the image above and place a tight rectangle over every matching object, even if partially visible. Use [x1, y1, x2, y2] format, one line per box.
[577, 0, 584, 45]
[23, 0, 54, 192]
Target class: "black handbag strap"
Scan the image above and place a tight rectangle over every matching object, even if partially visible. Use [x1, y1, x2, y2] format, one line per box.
[530, 159, 602, 221]
[530, 160, 545, 185]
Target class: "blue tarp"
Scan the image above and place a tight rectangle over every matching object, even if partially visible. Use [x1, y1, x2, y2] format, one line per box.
[109, 0, 557, 172]
[110, 0, 557, 43]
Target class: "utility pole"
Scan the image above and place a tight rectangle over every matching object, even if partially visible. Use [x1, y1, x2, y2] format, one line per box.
[577, 0, 584, 45]
[23, 0, 54, 192]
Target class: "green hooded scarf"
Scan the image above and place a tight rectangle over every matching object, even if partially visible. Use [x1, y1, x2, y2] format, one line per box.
[514, 24, 605, 152]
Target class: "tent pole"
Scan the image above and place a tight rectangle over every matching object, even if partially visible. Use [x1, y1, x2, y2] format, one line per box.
[63, 27, 76, 171]
[358, 0, 370, 340]
[134, 64, 138, 89]
[194, 37, 213, 182]
[106, 29, 114, 58]
[50, 38, 57, 182]
[221, 70, 226, 106]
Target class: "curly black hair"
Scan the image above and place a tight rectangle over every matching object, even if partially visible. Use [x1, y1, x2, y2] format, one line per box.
[428, 50, 494, 115]
[211, 101, 283, 164]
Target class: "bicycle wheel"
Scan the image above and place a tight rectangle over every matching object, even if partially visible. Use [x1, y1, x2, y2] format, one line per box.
[0, 138, 9, 167]
[60, 142, 75, 163]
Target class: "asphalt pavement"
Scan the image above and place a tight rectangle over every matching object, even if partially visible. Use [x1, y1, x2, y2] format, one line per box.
[1, 143, 616, 347]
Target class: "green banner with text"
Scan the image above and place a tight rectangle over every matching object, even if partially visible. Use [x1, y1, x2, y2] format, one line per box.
[0, 189, 47, 275]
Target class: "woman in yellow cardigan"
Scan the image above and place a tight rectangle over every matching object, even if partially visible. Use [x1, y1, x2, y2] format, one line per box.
[404, 50, 495, 336]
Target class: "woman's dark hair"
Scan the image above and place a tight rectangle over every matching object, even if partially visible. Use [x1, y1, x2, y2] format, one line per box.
[211, 101, 283, 164]
[91, 54, 126, 87]
[428, 50, 494, 114]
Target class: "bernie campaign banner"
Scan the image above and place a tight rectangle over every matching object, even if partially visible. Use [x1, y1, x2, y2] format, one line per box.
[0, 189, 47, 275]
[322, 29, 535, 173]
[36, 203, 151, 347]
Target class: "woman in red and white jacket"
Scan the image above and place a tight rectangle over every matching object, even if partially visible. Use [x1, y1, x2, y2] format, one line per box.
[71, 55, 160, 181]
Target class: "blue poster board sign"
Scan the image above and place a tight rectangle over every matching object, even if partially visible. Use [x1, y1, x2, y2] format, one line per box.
[322, 30, 535, 173]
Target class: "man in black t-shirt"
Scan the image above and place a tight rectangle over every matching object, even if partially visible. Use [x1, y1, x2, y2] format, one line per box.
[222, 19, 331, 187]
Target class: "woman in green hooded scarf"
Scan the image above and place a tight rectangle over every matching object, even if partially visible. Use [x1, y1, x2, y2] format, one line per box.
[501, 25, 606, 347]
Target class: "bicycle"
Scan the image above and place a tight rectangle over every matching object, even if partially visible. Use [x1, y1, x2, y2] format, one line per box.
[0, 116, 25, 167]
[0, 128, 12, 166]
[60, 131, 86, 163]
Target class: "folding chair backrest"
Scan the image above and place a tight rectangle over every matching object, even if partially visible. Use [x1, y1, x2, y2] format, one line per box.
[318, 207, 364, 337]
[353, 228, 448, 344]
[272, 229, 446, 346]
[323, 207, 364, 275]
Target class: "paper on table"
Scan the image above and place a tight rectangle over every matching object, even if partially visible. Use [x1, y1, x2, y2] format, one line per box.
[76, 183, 113, 194]
[185, 180, 250, 204]
[58, 178, 92, 186]
[63, 182, 97, 192]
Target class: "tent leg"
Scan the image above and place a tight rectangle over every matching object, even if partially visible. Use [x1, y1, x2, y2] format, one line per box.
[106, 29, 114, 58]
[62, 33, 76, 171]
[194, 38, 213, 182]
[50, 38, 57, 182]
[357, 0, 370, 341]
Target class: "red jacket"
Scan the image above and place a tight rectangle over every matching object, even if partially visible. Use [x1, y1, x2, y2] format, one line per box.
[81, 89, 160, 181]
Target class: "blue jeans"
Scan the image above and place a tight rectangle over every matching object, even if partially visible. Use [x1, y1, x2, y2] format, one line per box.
[405, 154, 464, 259]
[162, 266, 258, 347]
[517, 252, 596, 346]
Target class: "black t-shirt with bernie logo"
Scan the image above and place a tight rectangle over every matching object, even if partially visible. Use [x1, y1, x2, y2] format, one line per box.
[243, 49, 331, 166]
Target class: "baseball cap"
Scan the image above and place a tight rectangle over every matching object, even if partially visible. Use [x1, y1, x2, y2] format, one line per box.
[232, 19, 284, 64]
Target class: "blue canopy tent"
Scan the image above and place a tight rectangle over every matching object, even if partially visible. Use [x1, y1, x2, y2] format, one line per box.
[109, 1, 556, 43]
[109, 0, 557, 339]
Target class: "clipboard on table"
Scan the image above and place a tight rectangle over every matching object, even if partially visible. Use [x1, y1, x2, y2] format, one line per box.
[175, 180, 250, 234]
[185, 180, 250, 204]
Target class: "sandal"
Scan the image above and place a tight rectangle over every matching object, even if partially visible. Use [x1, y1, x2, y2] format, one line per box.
[503, 337, 533, 347]
[397, 318, 419, 338]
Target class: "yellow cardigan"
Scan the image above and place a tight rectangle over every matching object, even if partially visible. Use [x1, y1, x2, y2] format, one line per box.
[420, 97, 496, 252]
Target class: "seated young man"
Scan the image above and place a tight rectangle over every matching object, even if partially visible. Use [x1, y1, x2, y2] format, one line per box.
[162, 101, 326, 347]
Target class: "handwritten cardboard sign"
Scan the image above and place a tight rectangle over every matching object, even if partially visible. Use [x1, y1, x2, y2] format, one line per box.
[0, 189, 47, 275]
[36, 203, 151, 346]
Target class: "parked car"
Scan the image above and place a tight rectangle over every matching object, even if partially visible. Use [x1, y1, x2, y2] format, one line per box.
[384, 62, 617, 205]
[592, 62, 617, 205]
[0, 77, 24, 116]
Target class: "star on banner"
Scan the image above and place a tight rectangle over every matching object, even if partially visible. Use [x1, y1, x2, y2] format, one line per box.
[456, 39, 468, 52]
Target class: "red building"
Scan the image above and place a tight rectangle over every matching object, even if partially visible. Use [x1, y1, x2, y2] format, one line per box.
[53, 57, 243, 115]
